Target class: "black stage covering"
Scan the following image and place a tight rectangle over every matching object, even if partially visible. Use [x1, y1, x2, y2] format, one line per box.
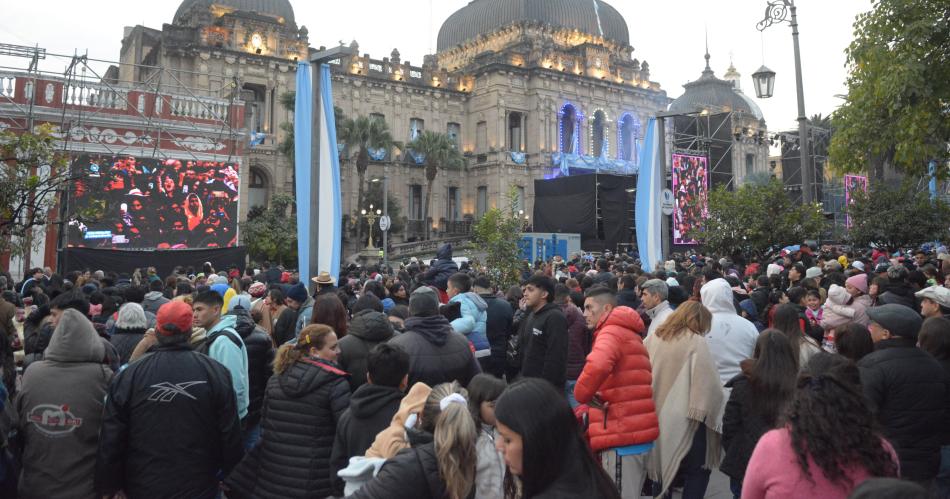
[61, 246, 247, 277]
[533, 174, 634, 252]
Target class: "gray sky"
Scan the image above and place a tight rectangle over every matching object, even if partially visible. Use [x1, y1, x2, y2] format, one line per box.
[0, 0, 870, 132]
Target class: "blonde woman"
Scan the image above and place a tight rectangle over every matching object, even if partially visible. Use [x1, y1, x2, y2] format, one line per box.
[351, 381, 478, 499]
[643, 301, 726, 499]
[225, 324, 350, 498]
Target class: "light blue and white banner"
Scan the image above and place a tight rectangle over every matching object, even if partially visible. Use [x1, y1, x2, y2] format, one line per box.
[635, 118, 663, 272]
[295, 62, 342, 285]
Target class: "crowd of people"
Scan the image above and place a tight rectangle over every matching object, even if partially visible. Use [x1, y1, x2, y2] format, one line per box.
[0, 240, 948, 498]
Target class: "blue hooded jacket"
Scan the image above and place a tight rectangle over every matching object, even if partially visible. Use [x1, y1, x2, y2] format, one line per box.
[449, 291, 490, 357]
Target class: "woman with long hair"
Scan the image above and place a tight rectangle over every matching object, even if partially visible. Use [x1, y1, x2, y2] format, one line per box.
[349, 381, 478, 499]
[184, 193, 203, 231]
[225, 324, 350, 498]
[773, 303, 822, 367]
[722, 329, 798, 496]
[493, 378, 620, 499]
[742, 353, 899, 498]
[468, 374, 507, 499]
[311, 293, 349, 338]
[833, 323, 874, 363]
[643, 301, 725, 499]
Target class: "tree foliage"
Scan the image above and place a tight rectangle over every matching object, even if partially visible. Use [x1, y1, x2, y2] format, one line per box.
[846, 180, 950, 248]
[338, 115, 399, 245]
[354, 180, 405, 244]
[829, 0, 950, 177]
[472, 187, 523, 290]
[687, 180, 826, 255]
[0, 124, 73, 256]
[240, 193, 297, 266]
[408, 130, 464, 239]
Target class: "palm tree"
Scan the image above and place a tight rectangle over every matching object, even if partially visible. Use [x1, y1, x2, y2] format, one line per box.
[338, 115, 399, 245]
[408, 130, 465, 240]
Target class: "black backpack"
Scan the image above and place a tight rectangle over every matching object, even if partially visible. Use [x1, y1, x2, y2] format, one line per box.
[195, 328, 243, 356]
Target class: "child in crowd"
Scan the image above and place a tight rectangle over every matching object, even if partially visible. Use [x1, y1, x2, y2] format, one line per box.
[467, 374, 507, 499]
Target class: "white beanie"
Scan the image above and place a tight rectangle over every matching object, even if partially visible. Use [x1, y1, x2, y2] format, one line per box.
[767, 263, 783, 278]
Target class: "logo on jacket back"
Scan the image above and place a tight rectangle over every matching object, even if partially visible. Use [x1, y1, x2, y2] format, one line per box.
[147, 381, 207, 402]
[532, 328, 543, 336]
[27, 404, 83, 436]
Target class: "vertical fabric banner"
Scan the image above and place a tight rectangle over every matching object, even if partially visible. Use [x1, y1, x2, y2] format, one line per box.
[635, 118, 663, 272]
[316, 64, 343, 284]
[294, 62, 313, 285]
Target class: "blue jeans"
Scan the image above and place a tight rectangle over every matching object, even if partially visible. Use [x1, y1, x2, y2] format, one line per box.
[938, 445, 950, 499]
[565, 380, 579, 409]
[243, 422, 262, 451]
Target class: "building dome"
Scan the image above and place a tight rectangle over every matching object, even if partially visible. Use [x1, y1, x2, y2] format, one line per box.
[437, 0, 629, 52]
[174, 0, 296, 26]
[669, 53, 762, 120]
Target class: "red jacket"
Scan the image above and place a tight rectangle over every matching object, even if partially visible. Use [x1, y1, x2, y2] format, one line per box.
[574, 306, 659, 451]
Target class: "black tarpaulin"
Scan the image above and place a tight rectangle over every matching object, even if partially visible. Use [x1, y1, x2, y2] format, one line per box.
[61, 246, 247, 276]
[533, 174, 634, 252]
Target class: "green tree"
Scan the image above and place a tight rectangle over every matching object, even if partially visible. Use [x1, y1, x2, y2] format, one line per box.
[338, 115, 399, 245]
[846, 180, 950, 248]
[240, 193, 298, 266]
[472, 187, 523, 289]
[829, 0, 950, 178]
[687, 180, 826, 255]
[408, 130, 465, 240]
[0, 124, 73, 257]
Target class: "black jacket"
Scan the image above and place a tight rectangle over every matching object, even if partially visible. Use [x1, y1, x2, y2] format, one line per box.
[616, 288, 641, 311]
[338, 309, 394, 391]
[272, 307, 297, 346]
[480, 293, 513, 378]
[422, 244, 458, 290]
[329, 383, 403, 493]
[230, 309, 275, 427]
[520, 303, 569, 389]
[110, 327, 146, 366]
[721, 374, 775, 482]
[226, 357, 350, 498]
[858, 338, 950, 481]
[347, 443, 458, 499]
[389, 315, 481, 388]
[749, 286, 770, 317]
[878, 283, 918, 311]
[95, 341, 244, 499]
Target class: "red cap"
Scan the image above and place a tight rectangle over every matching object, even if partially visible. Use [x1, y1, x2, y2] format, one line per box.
[156, 301, 193, 337]
[281, 271, 291, 283]
[229, 269, 240, 279]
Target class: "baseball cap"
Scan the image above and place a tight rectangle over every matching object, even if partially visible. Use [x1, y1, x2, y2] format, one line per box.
[156, 301, 193, 336]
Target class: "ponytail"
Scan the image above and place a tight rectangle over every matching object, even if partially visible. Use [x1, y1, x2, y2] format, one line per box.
[436, 402, 477, 499]
[273, 324, 335, 374]
[273, 342, 304, 375]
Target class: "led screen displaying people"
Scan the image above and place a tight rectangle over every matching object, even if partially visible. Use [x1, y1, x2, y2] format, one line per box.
[671, 153, 709, 245]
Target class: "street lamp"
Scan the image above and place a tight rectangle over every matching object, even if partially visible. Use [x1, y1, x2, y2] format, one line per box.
[371, 176, 389, 267]
[361, 204, 382, 250]
[756, 0, 814, 204]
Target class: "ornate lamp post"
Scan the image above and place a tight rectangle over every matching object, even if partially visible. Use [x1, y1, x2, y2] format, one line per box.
[756, 0, 814, 204]
[361, 204, 382, 250]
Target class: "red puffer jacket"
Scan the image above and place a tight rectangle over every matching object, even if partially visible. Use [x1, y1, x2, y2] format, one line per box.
[574, 306, 659, 452]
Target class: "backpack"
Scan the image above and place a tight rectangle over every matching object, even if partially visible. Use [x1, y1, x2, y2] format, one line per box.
[195, 327, 243, 356]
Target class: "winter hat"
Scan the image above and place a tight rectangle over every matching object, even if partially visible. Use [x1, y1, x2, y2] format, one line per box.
[155, 300, 193, 337]
[867, 304, 922, 340]
[845, 274, 869, 295]
[248, 281, 267, 298]
[805, 267, 823, 279]
[228, 294, 251, 312]
[210, 283, 230, 297]
[286, 282, 308, 303]
[116, 302, 147, 330]
[81, 283, 98, 295]
[852, 261, 865, 272]
[767, 263, 783, 278]
[409, 285, 440, 317]
[837, 255, 849, 268]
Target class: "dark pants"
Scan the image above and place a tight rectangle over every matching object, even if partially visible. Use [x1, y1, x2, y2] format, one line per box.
[663, 425, 711, 499]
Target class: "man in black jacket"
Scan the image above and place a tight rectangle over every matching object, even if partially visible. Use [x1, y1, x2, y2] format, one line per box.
[519, 275, 569, 389]
[474, 275, 513, 378]
[330, 343, 409, 494]
[227, 296, 275, 450]
[616, 274, 641, 310]
[95, 300, 244, 499]
[389, 286, 481, 388]
[858, 304, 949, 491]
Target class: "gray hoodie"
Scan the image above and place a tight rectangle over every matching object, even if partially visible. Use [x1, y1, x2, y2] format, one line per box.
[15, 309, 113, 499]
[142, 291, 170, 315]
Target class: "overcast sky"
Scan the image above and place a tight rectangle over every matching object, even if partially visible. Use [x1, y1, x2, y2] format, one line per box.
[0, 0, 870, 132]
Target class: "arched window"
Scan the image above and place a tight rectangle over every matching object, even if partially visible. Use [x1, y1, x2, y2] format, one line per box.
[618, 113, 641, 163]
[248, 168, 269, 209]
[591, 110, 607, 158]
[559, 103, 581, 154]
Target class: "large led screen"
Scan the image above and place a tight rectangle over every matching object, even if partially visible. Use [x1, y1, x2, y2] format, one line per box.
[671, 153, 709, 245]
[68, 154, 240, 249]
